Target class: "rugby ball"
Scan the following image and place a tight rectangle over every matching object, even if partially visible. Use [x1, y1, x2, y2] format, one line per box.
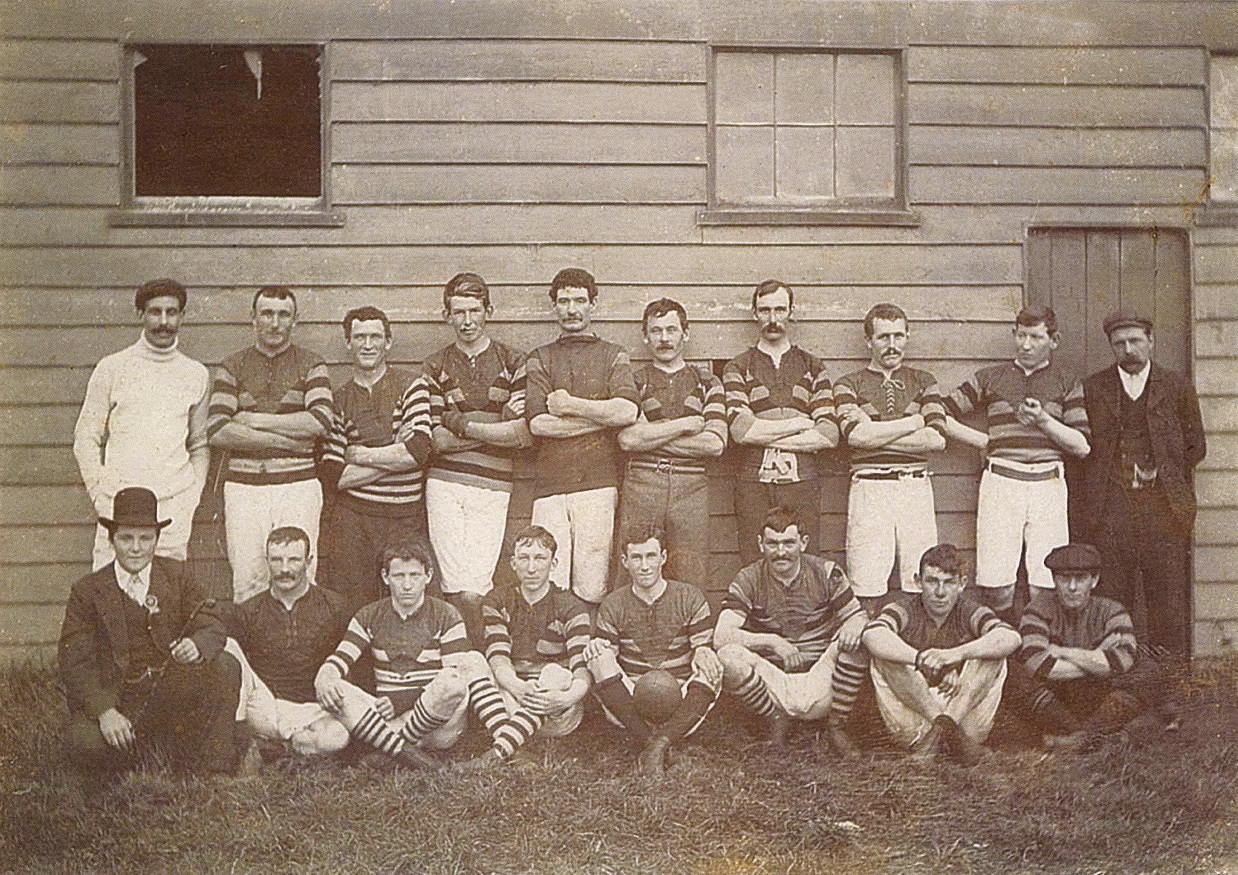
[631, 669, 682, 726]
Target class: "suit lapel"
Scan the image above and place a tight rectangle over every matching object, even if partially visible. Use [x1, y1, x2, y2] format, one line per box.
[93, 565, 131, 670]
[1100, 365, 1124, 416]
[1144, 362, 1171, 411]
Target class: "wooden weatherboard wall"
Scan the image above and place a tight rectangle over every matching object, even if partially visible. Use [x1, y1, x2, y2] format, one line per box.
[1, 1, 1236, 660]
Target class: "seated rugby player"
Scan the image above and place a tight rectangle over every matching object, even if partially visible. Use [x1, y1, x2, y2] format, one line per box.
[313, 540, 509, 769]
[584, 525, 723, 776]
[1005, 543, 1175, 750]
[862, 544, 1020, 766]
[464, 526, 592, 769]
[714, 506, 868, 759]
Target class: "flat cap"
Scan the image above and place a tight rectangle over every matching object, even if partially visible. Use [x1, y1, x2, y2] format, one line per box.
[1102, 311, 1153, 337]
[1044, 543, 1102, 573]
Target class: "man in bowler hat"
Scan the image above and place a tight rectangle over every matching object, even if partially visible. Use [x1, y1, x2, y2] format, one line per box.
[58, 487, 242, 783]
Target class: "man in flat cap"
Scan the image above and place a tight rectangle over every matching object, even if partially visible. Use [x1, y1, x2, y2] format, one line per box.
[58, 487, 242, 785]
[1081, 312, 1206, 658]
[1005, 543, 1172, 750]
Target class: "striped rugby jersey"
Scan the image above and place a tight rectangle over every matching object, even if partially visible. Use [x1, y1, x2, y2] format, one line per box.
[207, 344, 334, 486]
[482, 583, 590, 677]
[722, 345, 834, 481]
[1018, 594, 1136, 680]
[424, 340, 526, 493]
[865, 592, 1012, 652]
[630, 362, 727, 464]
[595, 578, 713, 683]
[833, 365, 946, 471]
[325, 596, 468, 696]
[321, 367, 432, 516]
[945, 360, 1090, 464]
[723, 555, 861, 669]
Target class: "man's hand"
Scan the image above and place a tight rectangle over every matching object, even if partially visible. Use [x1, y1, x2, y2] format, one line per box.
[936, 667, 961, 696]
[771, 637, 811, 671]
[691, 647, 723, 688]
[440, 409, 470, 438]
[1017, 397, 1047, 428]
[170, 637, 201, 665]
[681, 414, 706, 435]
[373, 696, 395, 721]
[345, 445, 371, 465]
[546, 389, 576, 418]
[522, 686, 573, 716]
[837, 613, 868, 653]
[837, 404, 871, 428]
[315, 666, 347, 713]
[582, 638, 614, 663]
[99, 707, 135, 752]
[918, 648, 956, 677]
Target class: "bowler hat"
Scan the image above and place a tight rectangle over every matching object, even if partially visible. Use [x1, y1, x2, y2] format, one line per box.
[99, 487, 171, 532]
[1102, 311, 1153, 337]
[1044, 543, 1102, 573]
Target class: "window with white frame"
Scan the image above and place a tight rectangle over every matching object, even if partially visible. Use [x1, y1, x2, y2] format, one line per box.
[702, 47, 914, 225]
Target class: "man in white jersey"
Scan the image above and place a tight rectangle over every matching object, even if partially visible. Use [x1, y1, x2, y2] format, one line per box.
[74, 278, 210, 570]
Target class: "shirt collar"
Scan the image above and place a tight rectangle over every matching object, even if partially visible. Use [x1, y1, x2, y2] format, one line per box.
[1119, 362, 1152, 400]
[454, 337, 491, 359]
[762, 560, 803, 590]
[1013, 359, 1051, 377]
[631, 579, 668, 606]
[558, 332, 600, 345]
[113, 561, 152, 607]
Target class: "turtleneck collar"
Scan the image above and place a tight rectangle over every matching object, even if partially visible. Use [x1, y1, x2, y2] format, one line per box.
[138, 331, 180, 359]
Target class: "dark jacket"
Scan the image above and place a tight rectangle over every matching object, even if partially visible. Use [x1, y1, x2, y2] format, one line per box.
[1081, 362, 1206, 536]
[58, 556, 226, 718]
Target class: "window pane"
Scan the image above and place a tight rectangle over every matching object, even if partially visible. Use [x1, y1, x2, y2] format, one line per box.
[835, 53, 895, 126]
[134, 44, 322, 198]
[715, 52, 774, 124]
[776, 127, 834, 199]
[715, 125, 775, 202]
[775, 53, 833, 125]
[836, 126, 896, 198]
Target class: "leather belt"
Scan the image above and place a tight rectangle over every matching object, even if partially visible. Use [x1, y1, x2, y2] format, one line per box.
[852, 469, 928, 481]
[628, 458, 706, 476]
[987, 460, 1061, 482]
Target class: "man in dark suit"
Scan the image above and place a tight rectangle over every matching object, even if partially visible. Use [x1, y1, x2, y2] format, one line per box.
[58, 487, 242, 780]
[1081, 313, 1206, 657]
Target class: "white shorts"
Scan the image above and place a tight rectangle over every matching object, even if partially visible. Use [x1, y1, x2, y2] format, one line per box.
[500, 663, 584, 738]
[597, 661, 722, 735]
[531, 486, 618, 604]
[870, 657, 1006, 746]
[744, 640, 842, 721]
[975, 461, 1068, 590]
[425, 477, 510, 596]
[846, 472, 937, 597]
[226, 638, 336, 742]
[224, 478, 323, 603]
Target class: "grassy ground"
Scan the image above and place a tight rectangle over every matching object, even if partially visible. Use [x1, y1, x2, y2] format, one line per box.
[1, 658, 1235, 875]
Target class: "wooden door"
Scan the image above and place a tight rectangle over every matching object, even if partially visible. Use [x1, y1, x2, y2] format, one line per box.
[1026, 227, 1191, 379]
[1027, 226, 1194, 585]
